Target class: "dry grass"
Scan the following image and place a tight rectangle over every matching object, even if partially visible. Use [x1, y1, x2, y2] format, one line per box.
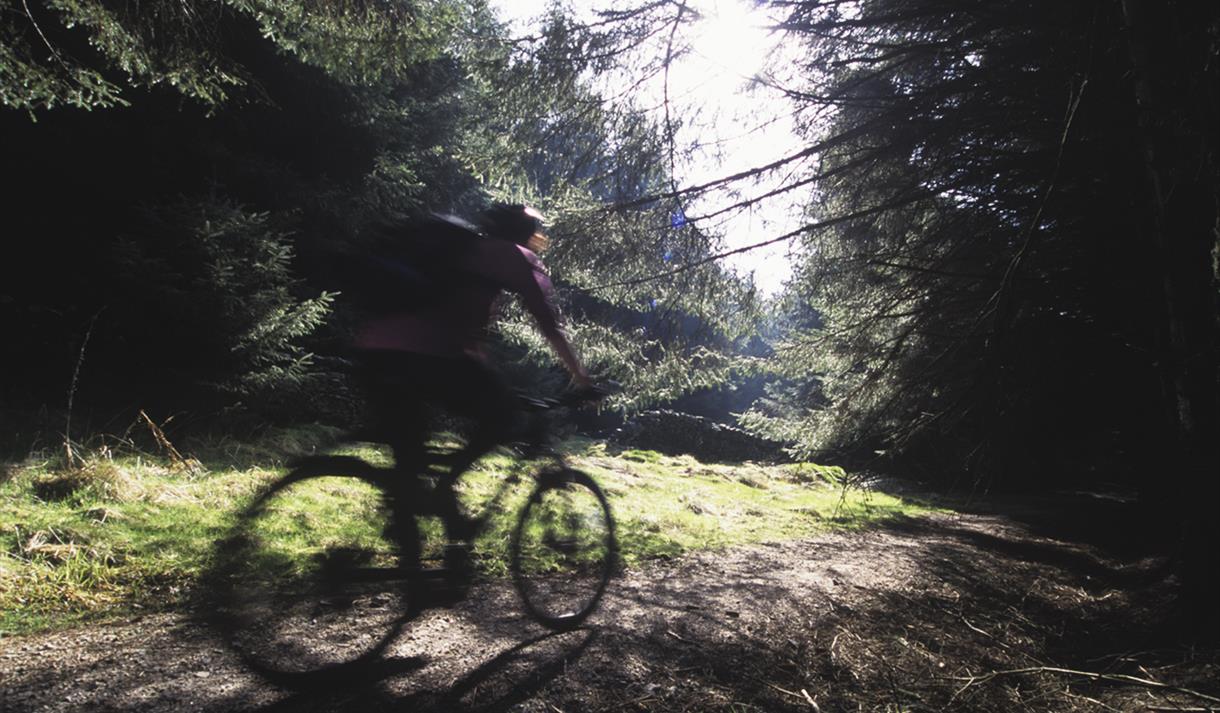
[32, 458, 145, 503]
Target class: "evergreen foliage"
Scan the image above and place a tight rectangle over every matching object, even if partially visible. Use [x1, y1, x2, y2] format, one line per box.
[0, 0, 756, 425]
[112, 198, 334, 406]
[742, 0, 1218, 493]
[720, 0, 1219, 628]
[0, 0, 459, 112]
[441, 7, 766, 412]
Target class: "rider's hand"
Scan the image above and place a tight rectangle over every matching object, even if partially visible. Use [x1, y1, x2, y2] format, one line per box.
[569, 379, 619, 405]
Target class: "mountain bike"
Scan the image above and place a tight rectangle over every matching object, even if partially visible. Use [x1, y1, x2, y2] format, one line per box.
[207, 388, 617, 679]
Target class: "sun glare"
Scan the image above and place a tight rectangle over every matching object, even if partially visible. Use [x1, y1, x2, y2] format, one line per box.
[689, 0, 774, 84]
[493, 0, 801, 295]
[679, 0, 801, 295]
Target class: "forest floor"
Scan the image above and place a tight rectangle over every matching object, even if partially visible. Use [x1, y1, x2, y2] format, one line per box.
[3, 488, 1217, 712]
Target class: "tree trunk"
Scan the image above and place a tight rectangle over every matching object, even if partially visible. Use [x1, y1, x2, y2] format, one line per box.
[1120, 0, 1220, 638]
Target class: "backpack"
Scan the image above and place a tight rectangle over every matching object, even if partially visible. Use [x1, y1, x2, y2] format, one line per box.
[329, 213, 482, 315]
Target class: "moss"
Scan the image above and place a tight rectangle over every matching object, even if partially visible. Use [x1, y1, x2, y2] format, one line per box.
[0, 437, 933, 636]
[619, 449, 666, 464]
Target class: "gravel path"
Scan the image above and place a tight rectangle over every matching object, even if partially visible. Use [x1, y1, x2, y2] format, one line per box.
[2, 510, 1210, 712]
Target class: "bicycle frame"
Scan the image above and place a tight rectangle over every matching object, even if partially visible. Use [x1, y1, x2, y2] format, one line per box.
[206, 388, 617, 679]
[410, 395, 579, 546]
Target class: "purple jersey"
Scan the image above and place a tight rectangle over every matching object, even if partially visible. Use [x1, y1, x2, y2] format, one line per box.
[354, 240, 560, 358]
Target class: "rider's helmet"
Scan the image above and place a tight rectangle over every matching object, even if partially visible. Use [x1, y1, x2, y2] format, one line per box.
[478, 204, 549, 252]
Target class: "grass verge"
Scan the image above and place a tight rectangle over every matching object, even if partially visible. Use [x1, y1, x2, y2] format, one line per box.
[1, 438, 932, 636]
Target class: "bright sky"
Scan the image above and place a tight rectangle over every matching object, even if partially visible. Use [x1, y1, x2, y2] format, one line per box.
[490, 0, 806, 295]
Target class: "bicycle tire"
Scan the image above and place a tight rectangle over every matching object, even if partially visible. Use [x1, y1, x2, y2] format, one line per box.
[207, 456, 422, 679]
[510, 468, 616, 630]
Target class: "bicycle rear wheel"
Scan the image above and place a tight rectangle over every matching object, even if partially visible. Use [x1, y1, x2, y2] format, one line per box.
[510, 468, 616, 630]
[208, 456, 421, 678]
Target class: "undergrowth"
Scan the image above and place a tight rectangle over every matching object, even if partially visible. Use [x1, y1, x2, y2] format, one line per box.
[0, 433, 930, 636]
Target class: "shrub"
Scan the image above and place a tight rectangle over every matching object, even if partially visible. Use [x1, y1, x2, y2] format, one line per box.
[112, 197, 334, 415]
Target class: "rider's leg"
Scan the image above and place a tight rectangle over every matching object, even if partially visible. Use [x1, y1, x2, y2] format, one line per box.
[427, 358, 518, 542]
[364, 353, 516, 544]
[356, 350, 432, 548]
[427, 368, 512, 586]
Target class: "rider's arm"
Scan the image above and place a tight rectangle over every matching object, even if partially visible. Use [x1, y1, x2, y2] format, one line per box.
[545, 329, 591, 387]
[485, 242, 591, 386]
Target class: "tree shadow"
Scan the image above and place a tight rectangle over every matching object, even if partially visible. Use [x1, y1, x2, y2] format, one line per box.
[543, 509, 1217, 711]
[880, 513, 1171, 586]
[938, 487, 1154, 556]
[6, 488, 1214, 712]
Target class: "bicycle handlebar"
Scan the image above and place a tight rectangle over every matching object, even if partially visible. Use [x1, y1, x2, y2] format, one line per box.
[516, 380, 620, 412]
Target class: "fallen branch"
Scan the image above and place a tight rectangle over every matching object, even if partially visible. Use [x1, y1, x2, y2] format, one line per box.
[960, 614, 1012, 650]
[951, 666, 1220, 705]
[764, 682, 821, 711]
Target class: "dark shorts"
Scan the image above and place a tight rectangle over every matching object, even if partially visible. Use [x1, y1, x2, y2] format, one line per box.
[354, 350, 517, 470]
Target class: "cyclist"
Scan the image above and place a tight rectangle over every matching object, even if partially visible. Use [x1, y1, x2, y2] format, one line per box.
[351, 203, 592, 570]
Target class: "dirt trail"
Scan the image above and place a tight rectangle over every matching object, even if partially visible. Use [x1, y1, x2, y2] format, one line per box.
[2, 508, 1216, 712]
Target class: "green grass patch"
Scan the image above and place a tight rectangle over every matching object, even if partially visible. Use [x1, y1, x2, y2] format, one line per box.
[618, 448, 666, 464]
[576, 449, 927, 566]
[1, 439, 933, 636]
[1, 453, 276, 635]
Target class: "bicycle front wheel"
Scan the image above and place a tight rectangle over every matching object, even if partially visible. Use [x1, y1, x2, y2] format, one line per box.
[510, 468, 616, 630]
[208, 456, 421, 678]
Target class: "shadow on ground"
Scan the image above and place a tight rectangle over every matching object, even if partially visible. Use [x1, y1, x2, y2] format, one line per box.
[3, 493, 1218, 712]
